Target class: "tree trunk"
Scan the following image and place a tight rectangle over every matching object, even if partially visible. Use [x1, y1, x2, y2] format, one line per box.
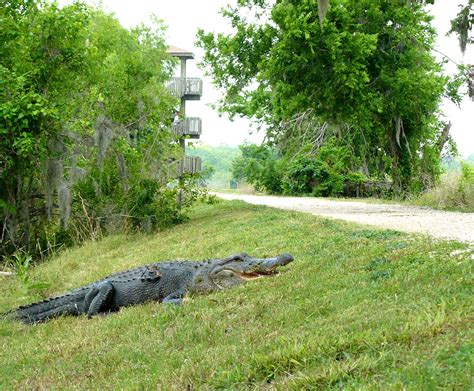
[388, 130, 402, 195]
[437, 122, 451, 154]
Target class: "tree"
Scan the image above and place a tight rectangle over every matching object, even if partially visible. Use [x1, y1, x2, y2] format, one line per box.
[449, 0, 474, 54]
[0, 1, 193, 260]
[232, 144, 283, 193]
[317, 0, 473, 53]
[198, 0, 462, 194]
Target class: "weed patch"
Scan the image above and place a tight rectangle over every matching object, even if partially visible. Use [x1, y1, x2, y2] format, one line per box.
[351, 229, 402, 240]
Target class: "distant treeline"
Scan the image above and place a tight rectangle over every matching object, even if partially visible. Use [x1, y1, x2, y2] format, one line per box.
[443, 155, 474, 171]
[188, 145, 241, 188]
[189, 143, 474, 199]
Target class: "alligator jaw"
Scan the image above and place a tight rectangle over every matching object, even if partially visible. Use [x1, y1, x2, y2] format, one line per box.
[228, 268, 280, 280]
[195, 253, 294, 292]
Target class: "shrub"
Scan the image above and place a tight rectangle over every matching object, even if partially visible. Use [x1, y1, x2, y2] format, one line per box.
[232, 142, 374, 197]
[232, 144, 284, 193]
[458, 161, 474, 207]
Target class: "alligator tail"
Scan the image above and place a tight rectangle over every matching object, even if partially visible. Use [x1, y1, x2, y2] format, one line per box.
[0, 308, 14, 321]
[13, 293, 83, 324]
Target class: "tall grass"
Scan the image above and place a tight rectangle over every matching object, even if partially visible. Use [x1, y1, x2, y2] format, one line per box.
[413, 162, 474, 212]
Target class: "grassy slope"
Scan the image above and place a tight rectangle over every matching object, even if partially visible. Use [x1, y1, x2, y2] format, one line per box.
[0, 201, 472, 389]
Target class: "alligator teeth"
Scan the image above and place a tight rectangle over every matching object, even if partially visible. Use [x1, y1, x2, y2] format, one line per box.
[240, 270, 278, 279]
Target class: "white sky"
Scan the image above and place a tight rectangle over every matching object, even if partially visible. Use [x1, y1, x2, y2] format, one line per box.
[57, 0, 473, 157]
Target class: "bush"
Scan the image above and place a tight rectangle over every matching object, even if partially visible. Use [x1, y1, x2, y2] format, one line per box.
[282, 155, 351, 197]
[232, 142, 375, 197]
[458, 161, 474, 208]
[232, 144, 283, 193]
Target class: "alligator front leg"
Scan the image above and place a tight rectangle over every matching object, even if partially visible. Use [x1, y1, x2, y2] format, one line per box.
[162, 289, 187, 305]
[84, 281, 115, 318]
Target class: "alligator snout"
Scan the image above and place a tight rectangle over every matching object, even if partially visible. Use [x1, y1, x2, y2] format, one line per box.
[257, 253, 294, 271]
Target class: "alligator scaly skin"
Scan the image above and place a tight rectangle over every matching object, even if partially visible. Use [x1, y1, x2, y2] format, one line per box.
[8, 253, 294, 324]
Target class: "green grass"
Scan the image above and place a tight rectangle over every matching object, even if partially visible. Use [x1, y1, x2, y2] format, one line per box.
[1, 201, 472, 389]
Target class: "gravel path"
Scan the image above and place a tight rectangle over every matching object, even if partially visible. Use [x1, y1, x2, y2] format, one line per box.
[214, 193, 474, 244]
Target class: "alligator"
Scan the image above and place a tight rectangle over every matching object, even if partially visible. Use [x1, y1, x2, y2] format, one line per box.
[7, 252, 293, 324]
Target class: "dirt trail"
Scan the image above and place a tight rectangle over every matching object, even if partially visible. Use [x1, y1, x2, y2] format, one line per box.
[214, 193, 474, 244]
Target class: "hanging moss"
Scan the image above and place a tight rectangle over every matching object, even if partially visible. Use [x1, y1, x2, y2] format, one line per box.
[94, 115, 114, 168]
[317, 0, 330, 27]
[449, 2, 473, 54]
[58, 183, 71, 230]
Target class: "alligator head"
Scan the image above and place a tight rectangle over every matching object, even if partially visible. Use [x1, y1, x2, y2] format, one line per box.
[189, 253, 294, 293]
